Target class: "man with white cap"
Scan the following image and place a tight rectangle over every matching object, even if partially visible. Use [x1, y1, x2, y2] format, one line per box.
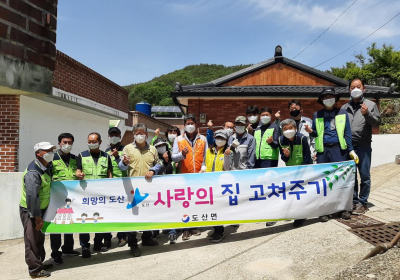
[19, 142, 56, 278]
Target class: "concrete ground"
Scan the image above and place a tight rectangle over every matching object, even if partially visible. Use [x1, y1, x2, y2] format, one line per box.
[1, 163, 400, 280]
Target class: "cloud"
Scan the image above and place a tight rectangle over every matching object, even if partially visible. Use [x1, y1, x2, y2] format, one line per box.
[167, 0, 219, 13]
[256, 170, 279, 184]
[247, 0, 400, 39]
[218, 172, 237, 185]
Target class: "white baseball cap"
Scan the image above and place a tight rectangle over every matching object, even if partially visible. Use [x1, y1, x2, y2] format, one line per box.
[34, 142, 56, 152]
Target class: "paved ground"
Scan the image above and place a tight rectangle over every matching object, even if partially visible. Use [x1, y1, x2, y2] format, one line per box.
[1, 163, 400, 280]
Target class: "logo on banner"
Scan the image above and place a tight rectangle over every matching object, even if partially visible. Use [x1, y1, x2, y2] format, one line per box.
[182, 215, 190, 223]
[126, 188, 149, 209]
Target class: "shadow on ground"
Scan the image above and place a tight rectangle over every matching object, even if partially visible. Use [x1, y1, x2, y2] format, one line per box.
[49, 219, 319, 272]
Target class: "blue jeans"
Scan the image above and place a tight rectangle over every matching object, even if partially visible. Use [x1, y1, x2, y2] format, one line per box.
[353, 146, 372, 206]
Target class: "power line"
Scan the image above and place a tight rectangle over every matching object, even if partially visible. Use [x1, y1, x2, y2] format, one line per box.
[293, 0, 358, 59]
[313, 11, 400, 68]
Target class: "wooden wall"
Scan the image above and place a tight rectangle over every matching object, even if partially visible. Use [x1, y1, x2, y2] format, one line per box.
[221, 63, 336, 87]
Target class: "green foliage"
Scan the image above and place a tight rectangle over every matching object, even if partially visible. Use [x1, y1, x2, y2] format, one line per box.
[327, 43, 400, 134]
[322, 162, 354, 190]
[327, 43, 400, 90]
[124, 64, 252, 110]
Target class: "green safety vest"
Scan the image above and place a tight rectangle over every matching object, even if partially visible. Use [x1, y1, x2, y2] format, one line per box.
[20, 160, 51, 210]
[107, 149, 127, 178]
[254, 128, 279, 160]
[315, 114, 347, 153]
[279, 137, 304, 166]
[80, 150, 109, 179]
[52, 151, 77, 181]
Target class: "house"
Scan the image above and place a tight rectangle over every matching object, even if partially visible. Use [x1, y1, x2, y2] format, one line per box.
[171, 45, 399, 134]
[54, 207, 74, 225]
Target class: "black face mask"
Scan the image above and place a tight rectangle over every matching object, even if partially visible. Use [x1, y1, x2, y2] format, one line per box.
[290, 110, 301, 117]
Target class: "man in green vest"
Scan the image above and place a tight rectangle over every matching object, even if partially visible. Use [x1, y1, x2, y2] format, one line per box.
[278, 119, 312, 228]
[254, 107, 280, 168]
[76, 132, 113, 258]
[50, 133, 80, 264]
[305, 88, 359, 222]
[105, 127, 128, 247]
[20, 142, 56, 278]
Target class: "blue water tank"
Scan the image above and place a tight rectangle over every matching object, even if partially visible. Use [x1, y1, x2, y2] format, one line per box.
[136, 102, 151, 116]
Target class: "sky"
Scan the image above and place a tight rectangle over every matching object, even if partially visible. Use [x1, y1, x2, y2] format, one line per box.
[57, 0, 400, 86]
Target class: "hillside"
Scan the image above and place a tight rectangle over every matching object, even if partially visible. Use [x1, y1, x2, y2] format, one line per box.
[124, 63, 251, 110]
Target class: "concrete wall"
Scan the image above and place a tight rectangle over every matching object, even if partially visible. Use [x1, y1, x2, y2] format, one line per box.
[371, 134, 400, 168]
[0, 172, 23, 240]
[19, 95, 110, 171]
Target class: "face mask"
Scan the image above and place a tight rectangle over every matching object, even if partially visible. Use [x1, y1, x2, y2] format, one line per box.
[185, 124, 196, 133]
[109, 136, 121, 145]
[168, 134, 177, 143]
[66, 201, 71, 206]
[157, 146, 166, 154]
[43, 151, 54, 162]
[61, 144, 72, 154]
[248, 116, 258, 124]
[260, 116, 271, 124]
[134, 135, 146, 144]
[225, 128, 233, 137]
[350, 88, 363, 99]
[215, 139, 226, 147]
[88, 143, 99, 150]
[235, 126, 245, 134]
[290, 110, 301, 117]
[323, 98, 336, 108]
[283, 130, 296, 139]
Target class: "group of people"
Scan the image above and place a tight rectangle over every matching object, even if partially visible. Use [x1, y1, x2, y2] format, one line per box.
[20, 78, 381, 278]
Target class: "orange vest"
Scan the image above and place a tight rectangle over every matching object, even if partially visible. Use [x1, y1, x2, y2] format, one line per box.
[177, 134, 207, 173]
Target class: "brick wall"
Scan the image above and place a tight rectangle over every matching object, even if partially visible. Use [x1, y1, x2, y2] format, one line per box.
[188, 98, 380, 134]
[53, 51, 129, 114]
[0, 0, 57, 70]
[0, 95, 20, 172]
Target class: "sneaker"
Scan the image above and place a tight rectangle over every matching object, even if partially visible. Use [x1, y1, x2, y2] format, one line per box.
[353, 205, 368, 215]
[82, 247, 91, 258]
[129, 244, 141, 257]
[319, 215, 329, 222]
[341, 211, 351, 220]
[52, 256, 63, 265]
[62, 250, 80, 256]
[118, 238, 127, 247]
[190, 229, 201, 236]
[169, 234, 177, 244]
[208, 232, 217, 240]
[293, 219, 306, 228]
[211, 233, 225, 243]
[93, 244, 108, 252]
[30, 270, 51, 278]
[352, 203, 359, 211]
[104, 239, 112, 249]
[182, 230, 191, 241]
[265, 222, 277, 227]
[230, 224, 240, 228]
[141, 238, 158, 246]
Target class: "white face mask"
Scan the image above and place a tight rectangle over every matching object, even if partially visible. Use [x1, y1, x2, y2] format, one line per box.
[350, 88, 363, 99]
[81, 216, 86, 221]
[66, 201, 71, 206]
[260, 116, 271, 124]
[215, 139, 227, 147]
[134, 135, 146, 144]
[43, 151, 54, 162]
[323, 98, 336, 108]
[88, 143, 99, 150]
[109, 136, 121, 145]
[168, 134, 177, 143]
[248, 116, 258, 124]
[235, 125, 246, 134]
[225, 128, 233, 137]
[283, 129, 296, 139]
[61, 144, 72, 154]
[157, 146, 167, 154]
[185, 124, 196, 134]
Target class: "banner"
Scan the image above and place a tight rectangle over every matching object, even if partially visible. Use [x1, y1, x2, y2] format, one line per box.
[43, 161, 355, 233]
